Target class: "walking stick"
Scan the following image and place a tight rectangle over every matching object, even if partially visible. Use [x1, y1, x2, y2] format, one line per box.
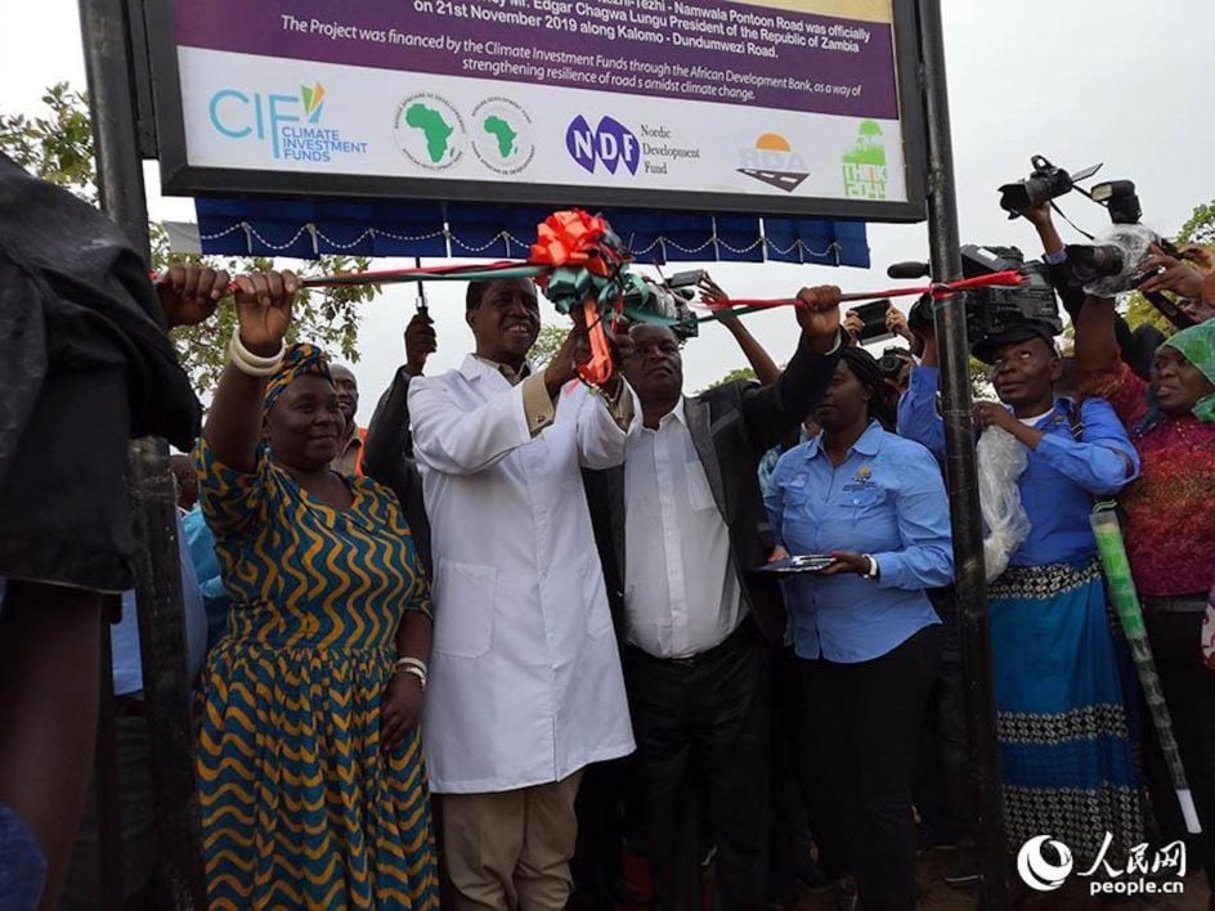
[1090, 502, 1201, 833]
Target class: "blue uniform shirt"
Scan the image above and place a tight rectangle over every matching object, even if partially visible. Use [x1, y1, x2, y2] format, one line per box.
[110, 515, 208, 696]
[897, 366, 1140, 567]
[764, 421, 954, 663]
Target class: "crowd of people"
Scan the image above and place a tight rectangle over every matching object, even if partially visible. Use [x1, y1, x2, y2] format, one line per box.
[2, 151, 1215, 911]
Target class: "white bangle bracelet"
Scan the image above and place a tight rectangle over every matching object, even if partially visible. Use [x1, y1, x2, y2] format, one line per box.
[400, 666, 427, 690]
[393, 656, 428, 677]
[228, 328, 285, 377]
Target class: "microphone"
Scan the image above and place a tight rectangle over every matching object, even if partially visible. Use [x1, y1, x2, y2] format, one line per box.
[886, 261, 932, 280]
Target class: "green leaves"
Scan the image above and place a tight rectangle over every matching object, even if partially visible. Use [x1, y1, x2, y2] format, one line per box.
[1, 83, 377, 396]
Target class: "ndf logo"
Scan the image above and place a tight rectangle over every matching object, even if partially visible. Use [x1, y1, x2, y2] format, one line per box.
[566, 116, 640, 175]
[209, 83, 326, 159]
[737, 133, 809, 193]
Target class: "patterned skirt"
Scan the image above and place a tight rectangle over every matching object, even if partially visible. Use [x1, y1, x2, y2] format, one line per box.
[989, 558, 1143, 864]
[197, 638, 441, 910]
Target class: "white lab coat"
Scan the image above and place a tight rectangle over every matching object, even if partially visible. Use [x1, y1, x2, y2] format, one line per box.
[408, 355, 636, 793]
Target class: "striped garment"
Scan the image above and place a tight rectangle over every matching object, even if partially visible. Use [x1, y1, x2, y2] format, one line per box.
[196, 440, 439, 910]
[990, 559, 1143, 864]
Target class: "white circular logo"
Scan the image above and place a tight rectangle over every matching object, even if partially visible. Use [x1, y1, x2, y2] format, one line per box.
[394, 93, 466, 171]
[1016, 835, 1074, 892]
[470, 98, 534, 175]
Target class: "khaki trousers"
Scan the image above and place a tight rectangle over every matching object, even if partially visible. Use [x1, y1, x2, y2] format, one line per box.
[442, 770, 584, 911]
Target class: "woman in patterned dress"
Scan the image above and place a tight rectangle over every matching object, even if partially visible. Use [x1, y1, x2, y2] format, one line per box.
[195, 270, 439, 909]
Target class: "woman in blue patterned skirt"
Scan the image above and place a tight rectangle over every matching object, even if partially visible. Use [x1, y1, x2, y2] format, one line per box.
[195, 271, 439, 909]
[900, 322, 1144, 866]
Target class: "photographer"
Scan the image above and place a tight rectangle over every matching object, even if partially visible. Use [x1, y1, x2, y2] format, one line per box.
[899, 319, 1144, 867]
[1023, 201, 1167, 379]
[1075, 295, 1215, 892]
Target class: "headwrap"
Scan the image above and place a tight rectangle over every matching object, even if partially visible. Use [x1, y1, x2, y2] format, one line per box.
[840, 345, 896, 431]
[1161, 321, 1215, 422]
[263, 343, 332, 413]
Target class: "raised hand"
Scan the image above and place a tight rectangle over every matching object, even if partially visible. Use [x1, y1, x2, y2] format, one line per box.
[1138, 244, 1204, 300]
[233, 271, 298, 356]
[796, 285, 843, 354]
[843, 309, 864, 340]
[885, 304, 912, 342]
[157, 264, 231, 328]
[404, 310, 437, 377]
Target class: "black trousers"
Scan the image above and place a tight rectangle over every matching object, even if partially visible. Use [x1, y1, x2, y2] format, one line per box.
[625, 621, 770, 911]
[1142, 610, 1215, 890]
[913, 600, 972, 844]
[803, 625, 943, 911]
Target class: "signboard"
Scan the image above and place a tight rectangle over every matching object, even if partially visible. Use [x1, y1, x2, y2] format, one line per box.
[150, 0, 926, 221]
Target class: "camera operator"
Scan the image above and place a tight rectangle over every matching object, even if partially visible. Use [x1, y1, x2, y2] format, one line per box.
[1075, 296, 1215, 893]
[899, 318, 1144, 867]
[1022, 201, 1167, 379]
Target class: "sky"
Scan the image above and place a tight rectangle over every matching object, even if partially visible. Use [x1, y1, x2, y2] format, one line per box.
[3, 0, 1214, 424]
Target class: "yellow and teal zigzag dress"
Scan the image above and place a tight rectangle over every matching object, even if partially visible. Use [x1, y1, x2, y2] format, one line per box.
[196, 440, 439, 909]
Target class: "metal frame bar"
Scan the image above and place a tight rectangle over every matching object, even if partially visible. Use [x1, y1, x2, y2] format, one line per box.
[145, 0, 928, 223]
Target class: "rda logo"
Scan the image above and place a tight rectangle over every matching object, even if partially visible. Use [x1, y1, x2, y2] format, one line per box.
[566, 115, 640, 176]
[1017, 835, 1075, 892]
[737, 133, 809, 193]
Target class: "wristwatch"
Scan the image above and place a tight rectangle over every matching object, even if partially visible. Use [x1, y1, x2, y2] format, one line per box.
[862, 554, 880, 580]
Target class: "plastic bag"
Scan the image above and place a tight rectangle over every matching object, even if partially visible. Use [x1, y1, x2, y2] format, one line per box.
[977, 426, 1031, 582]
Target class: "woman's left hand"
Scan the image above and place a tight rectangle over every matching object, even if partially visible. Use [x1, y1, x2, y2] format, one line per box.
[819, 551, 872, 576]
[380, 672, 423, 752]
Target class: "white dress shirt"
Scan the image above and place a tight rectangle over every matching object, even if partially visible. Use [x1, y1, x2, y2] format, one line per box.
[408, 356, 636, 793]
[623, 397, 743, 659]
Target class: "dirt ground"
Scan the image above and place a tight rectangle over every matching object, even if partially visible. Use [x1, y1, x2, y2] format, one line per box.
[790, 849, 1208, 911]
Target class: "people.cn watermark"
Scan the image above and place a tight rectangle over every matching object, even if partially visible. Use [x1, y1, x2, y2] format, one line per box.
[1016, 832, 1187, 897]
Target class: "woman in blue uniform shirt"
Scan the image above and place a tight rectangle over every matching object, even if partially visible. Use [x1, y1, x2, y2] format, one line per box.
[764, 346, 953, 910]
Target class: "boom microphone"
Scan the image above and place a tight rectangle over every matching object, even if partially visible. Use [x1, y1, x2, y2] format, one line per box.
[886, 261, 932, 280]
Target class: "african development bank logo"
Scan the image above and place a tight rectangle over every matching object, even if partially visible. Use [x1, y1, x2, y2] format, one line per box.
[394, 93, 467, 171]
[1017, 833, 1186, 898]
[208, 82, 368, 162]
[470, 98, 534, 175]
[737, 133, 809, 192]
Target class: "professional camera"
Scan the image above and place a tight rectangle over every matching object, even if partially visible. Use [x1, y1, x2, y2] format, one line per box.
[1059, 222, 1161, 297]
[960, 244, 1062, 343]
[998, 155, 1100, 217]
[878, 346, 915, 378]
[621, 269, 700, 339]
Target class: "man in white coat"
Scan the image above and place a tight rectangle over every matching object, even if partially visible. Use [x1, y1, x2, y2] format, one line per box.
[408, 277, 636, 910]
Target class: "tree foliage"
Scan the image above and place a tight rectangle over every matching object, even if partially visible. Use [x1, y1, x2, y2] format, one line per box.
[0, 82, 378, 395]
[699, 366, 757, 393]
[527, 325, 569, 368]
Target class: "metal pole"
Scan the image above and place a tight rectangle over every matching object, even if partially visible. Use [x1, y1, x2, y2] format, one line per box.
[129, 439, 207, 908]
[79, 0, 206, 906]
[78, 0, 150, 260]
[916, 1, 1010, 907]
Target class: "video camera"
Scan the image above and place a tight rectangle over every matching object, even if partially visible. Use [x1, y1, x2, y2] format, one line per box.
[906, 245, 1062, 349]
[621, 269, 701, 340]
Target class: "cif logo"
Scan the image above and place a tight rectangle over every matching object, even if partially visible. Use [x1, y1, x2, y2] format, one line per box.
[1016, 835, 1074, 892]
[209, 83, 326, 159]
[566, 115, 640, 175]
